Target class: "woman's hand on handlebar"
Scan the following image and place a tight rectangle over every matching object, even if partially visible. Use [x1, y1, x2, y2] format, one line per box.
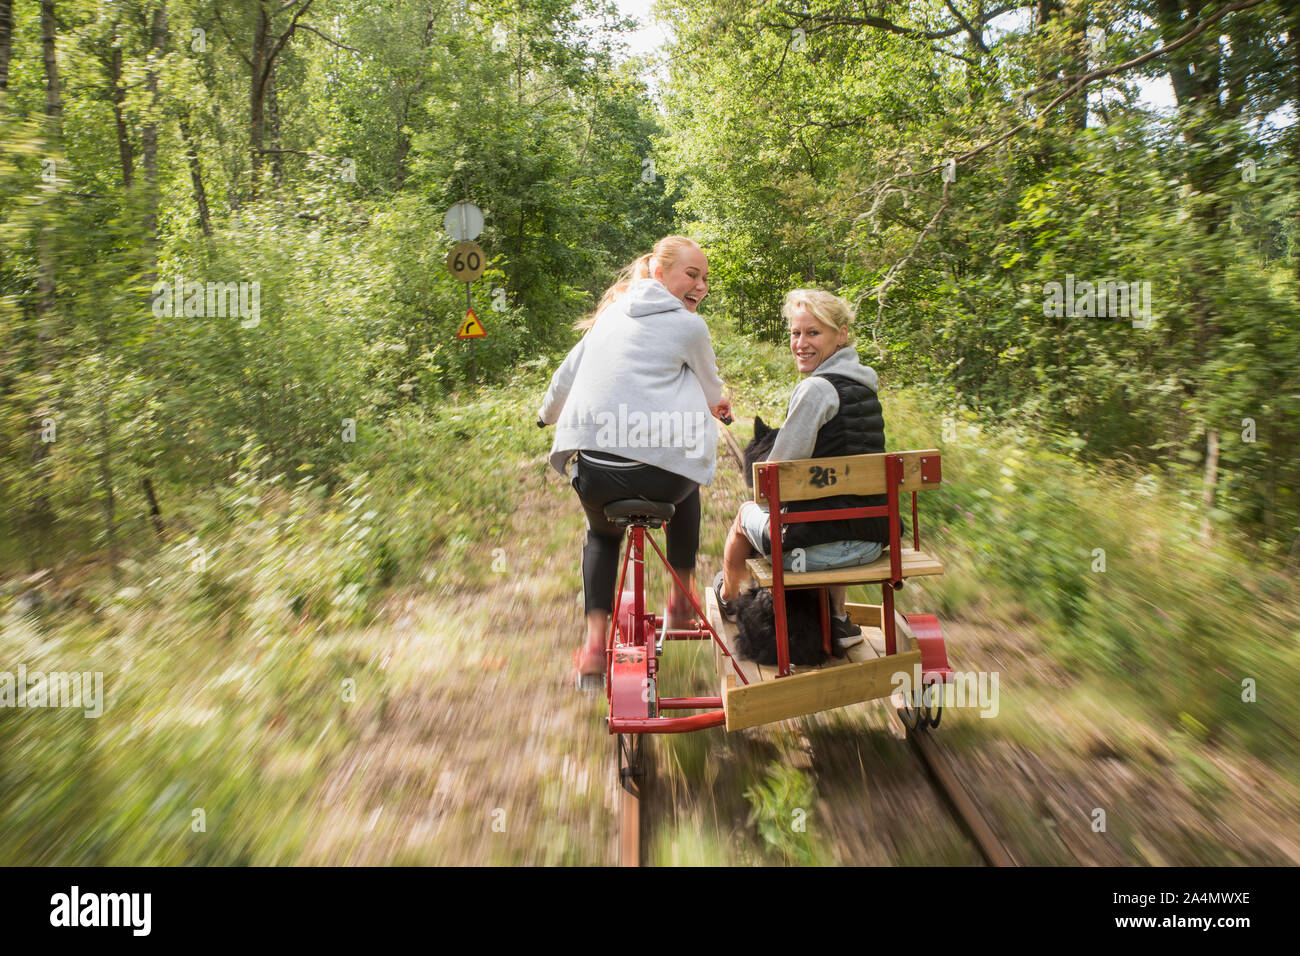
[711, 399, 733, 425]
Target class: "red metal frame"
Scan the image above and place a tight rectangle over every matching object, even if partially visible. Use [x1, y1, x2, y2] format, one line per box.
[605, 520, 749, 735]
[757, 454, 933, 676]
[603, 449, 951, 737]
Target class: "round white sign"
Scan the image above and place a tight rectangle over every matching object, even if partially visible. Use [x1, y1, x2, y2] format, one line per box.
[444, 201, 484, 242]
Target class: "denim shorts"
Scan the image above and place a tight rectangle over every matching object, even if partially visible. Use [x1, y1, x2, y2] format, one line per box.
[738, 501, 884, 571]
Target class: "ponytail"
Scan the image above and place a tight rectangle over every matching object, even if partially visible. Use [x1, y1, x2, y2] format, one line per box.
[575, 237, 701, 331]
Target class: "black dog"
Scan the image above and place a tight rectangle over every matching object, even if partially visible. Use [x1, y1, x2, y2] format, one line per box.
[733, 417, 831, 666]
[734, 586, 830, 666]
[743, 415, 777, 489]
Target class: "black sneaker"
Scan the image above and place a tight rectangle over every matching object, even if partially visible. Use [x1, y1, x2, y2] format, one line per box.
[712, 571, 738, 622]
[832, 614, 864, 649]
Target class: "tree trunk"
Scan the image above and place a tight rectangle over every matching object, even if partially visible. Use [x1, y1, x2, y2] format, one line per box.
[267, 62, 283, 186]
[1155, 0, 1246, 472]
[141, 3, 167, 246]
[250, 5, 269, 199]
[29, 0, 64, 563]
[1200, 428, 1219, 542]
[37, 0, 61, 314]
[108, 39, 134, 187]
[142, 476, 165, 537]
[41, 1, 61, 125]
[249, 1, 312, 200]
[178, 110, 213, 237]
[0, 0, 14, 90]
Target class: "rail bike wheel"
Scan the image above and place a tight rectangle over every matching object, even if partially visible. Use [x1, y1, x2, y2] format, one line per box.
[618, 733, 646, 786]
[897, 689, 924, 731]
[921, 679, 943, 729]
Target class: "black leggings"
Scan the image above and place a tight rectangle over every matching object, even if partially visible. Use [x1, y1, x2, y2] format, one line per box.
[570, 452, 701, 614]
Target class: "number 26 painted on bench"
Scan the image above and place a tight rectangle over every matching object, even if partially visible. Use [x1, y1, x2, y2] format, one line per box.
[808, 465, 837, 488]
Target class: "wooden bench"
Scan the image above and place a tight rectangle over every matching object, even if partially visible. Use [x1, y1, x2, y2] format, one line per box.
[732, 448, 945, 681]
[750, 448, 942, 578]
[746, 547, 944, 588]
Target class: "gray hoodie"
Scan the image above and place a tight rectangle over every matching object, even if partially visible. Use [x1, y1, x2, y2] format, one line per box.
[538, 278, 725, 486]
[766, 346, 880, 463]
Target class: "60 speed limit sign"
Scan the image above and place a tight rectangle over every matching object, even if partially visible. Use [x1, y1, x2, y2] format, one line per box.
[446, 241, 486, 282]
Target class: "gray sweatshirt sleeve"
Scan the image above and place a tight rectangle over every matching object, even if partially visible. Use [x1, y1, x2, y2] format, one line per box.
[538, 336, 587, 424]
[767, 377, 840, 461]
[682, 320, 725, 407]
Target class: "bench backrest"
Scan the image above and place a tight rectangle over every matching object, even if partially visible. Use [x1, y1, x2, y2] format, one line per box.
[752, 449, 942, 504]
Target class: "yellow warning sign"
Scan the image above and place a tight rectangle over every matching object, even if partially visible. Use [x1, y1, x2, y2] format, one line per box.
[457, 309, 485, 339]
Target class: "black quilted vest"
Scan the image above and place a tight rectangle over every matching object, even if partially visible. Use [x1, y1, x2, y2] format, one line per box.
[780, 373, 889, 551]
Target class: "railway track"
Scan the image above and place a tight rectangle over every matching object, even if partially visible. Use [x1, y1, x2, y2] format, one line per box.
[615, 701, 1015, 867]
[892, 713, 1018, 867]
[616, 734, 648, 867]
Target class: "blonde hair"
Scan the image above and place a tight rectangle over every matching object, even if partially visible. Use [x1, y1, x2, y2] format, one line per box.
[782, 289, 855, 345]
[576, 235, 704, 330]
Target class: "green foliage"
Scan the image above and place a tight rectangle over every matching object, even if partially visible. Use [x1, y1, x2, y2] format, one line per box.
[743, 763, 824, 865]
[0, 369, 552, 863]
[0, 0, 675, 560]
[658, 0, 1299, 548]
[876, 387, 1300, 759]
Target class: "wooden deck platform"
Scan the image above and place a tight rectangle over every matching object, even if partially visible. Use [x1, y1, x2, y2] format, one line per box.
[707, 590, 922, 732]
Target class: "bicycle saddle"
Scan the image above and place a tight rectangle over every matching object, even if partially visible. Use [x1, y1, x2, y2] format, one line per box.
[603, 499, 676, 528]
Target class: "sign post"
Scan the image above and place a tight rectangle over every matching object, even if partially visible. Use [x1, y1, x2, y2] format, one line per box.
[444, 202, 487, 382]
